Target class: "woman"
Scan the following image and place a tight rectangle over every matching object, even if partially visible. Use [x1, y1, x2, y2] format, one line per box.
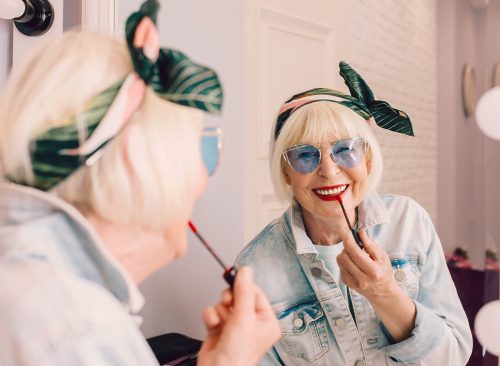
[235, 62, 472, 365]
[0, 1, 279, 365]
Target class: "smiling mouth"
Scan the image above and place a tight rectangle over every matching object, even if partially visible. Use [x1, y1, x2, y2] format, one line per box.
[313, 185, 348, 201]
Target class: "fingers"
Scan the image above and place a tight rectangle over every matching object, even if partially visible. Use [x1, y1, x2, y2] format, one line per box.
[358, 229, 382, 261]
[337, 252, 368, 281]
[232, 266, 256, 317]
[214, 299, 231, 322]
[341, 231, 377, 275]
[202, 307, 221, 331]
[342, 228, 364, 255]
[221, 288, 233, 306]
[339, 265, 357, 288]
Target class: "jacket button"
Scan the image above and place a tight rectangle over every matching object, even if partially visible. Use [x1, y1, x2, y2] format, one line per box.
[394, 270, 406, 281]
[334, 318, 346, 327]
[293, 317, 304, 328]
[354, 360, 365, 366]
[311, 267, 322, 277]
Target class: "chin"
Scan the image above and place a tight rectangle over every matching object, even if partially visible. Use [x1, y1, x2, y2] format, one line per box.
[174, 240, 188, 259]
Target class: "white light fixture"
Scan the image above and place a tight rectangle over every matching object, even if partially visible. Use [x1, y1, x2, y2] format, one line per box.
[0, 0, 55, 36]
[475, 300, 500, 355]
[475, 86, 500, 140]
[0, 0, 25, 20]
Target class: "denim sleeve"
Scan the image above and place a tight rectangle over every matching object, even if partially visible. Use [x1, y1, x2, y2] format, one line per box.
[0, 262, 159, 366]
[380, 212, 473, 365]
[44, 328, 160, 366]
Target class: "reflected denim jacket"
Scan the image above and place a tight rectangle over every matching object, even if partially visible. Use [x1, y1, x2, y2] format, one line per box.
[235, 192, 472, 365]
[0, 184, 159, 365]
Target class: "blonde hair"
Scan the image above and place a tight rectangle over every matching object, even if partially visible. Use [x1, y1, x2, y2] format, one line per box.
[0, 31, 203, 230]
[269, 101, 383, 203]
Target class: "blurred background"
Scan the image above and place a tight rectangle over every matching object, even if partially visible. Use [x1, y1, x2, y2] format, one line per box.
[1, 0, 499, 364]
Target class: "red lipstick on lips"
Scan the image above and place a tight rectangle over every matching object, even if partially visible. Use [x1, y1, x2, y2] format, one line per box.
[313, 184, 348, 201]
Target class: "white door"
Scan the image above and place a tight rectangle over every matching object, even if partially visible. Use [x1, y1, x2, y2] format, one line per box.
[244, 0, 350, 241]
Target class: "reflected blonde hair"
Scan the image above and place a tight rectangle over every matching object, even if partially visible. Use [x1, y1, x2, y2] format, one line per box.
[0, 32, 202, 230]
[269, 101, 383, 203]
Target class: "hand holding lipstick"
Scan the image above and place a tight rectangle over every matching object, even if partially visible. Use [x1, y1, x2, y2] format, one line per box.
[199, 267, 281, 366]
[337, 229, 398, 301]
[336, 229, 416, 342]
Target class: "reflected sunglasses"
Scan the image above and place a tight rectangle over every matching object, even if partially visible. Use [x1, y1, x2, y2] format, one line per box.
[282, 137, 367, 174]
[201, 127, 223, 176]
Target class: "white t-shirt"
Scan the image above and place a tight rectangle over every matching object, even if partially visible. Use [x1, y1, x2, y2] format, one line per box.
[315, 242, 348, 300]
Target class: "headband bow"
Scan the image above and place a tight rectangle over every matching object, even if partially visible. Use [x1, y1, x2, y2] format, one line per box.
[26, 0, 223, 191]
[274, 61, 413, 140]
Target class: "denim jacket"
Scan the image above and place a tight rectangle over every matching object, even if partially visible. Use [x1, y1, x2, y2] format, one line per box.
[0, 183, 159, 365]
[235, 192, 472, 365]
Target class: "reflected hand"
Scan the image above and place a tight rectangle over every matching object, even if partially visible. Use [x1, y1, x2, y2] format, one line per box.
[337, 229, 399, 302]
[198, 266, 281, 366]
[337, 229, 417, 342]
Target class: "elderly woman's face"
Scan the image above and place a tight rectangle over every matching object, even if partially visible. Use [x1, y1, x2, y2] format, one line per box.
[284, 138, 369, 223]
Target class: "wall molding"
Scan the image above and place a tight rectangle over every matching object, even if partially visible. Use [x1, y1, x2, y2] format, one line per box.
[81, 0, 116, 34]
[256, 6, 334, 159]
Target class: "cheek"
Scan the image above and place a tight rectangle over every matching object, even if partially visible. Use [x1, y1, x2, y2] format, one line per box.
[194, 159, 209, 200]
[288, 175, 310, 195]
[351, 161, 370, 183]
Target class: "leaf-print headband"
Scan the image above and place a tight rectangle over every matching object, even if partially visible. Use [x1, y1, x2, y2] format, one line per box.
[25, 0, 223, 191]
[274, 61, 413, 140]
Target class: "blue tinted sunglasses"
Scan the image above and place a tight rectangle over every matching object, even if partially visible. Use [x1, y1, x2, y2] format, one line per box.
[201, 127, 223, 176]
[283, 137, 367, 174]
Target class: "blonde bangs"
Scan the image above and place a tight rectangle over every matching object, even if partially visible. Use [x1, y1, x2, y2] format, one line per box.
[282, 102, 365, 148]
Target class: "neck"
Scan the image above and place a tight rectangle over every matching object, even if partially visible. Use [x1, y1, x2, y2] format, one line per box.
[301, 206, 357, 246]
[84, 211, 175, 284]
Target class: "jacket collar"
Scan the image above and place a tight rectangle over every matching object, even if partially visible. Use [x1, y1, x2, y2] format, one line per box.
[0, 183, 144, 314]
[284, 190, 390, 256]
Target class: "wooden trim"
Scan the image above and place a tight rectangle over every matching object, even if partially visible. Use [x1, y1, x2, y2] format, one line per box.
[81, 0, 116, 34]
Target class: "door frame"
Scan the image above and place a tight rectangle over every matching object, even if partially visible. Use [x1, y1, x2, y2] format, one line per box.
[81, 0, 116, 34]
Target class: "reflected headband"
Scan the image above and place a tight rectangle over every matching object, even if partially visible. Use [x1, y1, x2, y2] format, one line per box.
[274, 61, 414, 140]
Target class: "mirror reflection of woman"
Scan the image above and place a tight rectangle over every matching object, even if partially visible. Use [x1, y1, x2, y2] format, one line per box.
[236, 63, 473, 365]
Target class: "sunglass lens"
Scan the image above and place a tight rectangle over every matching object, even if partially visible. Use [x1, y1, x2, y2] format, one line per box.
[201, 134, 219, 176]
[287, 145, 320, 174]
[332, 139, 365, 168]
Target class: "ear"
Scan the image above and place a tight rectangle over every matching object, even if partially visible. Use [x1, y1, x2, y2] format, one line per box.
[366, 158, 372, 174]
[365, 145, 372, 174]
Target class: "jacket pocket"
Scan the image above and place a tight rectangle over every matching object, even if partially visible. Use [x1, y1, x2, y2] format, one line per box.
[276, 300, 329, 362]
[390, 257, 421, 299]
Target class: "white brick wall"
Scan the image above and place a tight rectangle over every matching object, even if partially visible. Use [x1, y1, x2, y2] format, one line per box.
[346, 0, 438, 222]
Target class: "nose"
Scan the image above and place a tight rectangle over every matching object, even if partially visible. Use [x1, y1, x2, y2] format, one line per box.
[317, 148, 340, 178]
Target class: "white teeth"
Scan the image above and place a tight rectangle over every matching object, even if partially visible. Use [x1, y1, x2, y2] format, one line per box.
[315, 185, 347, 196]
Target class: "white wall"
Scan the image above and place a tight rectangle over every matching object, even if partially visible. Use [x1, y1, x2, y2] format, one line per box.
[346, 0, 438, 224]
[116, 1, 245, 340]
